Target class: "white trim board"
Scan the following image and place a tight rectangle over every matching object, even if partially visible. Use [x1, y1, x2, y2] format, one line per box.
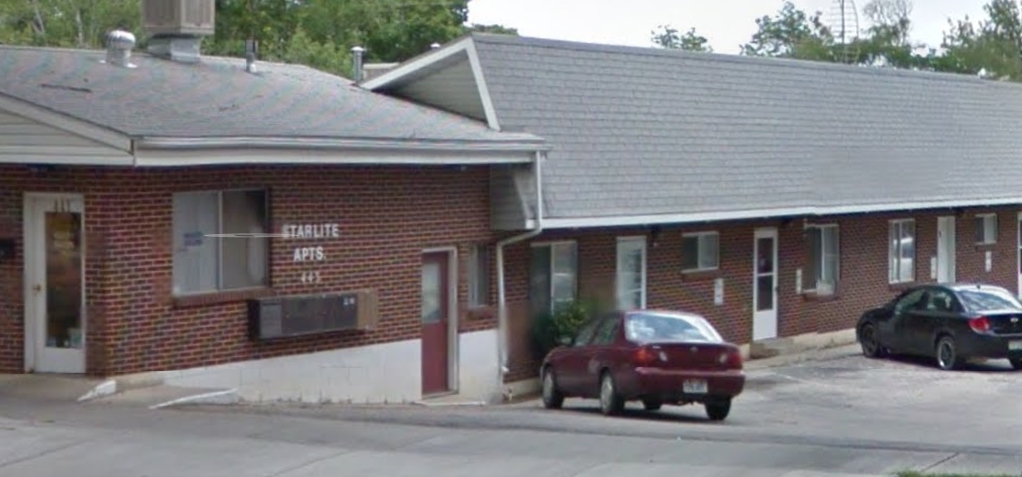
[528, 198, 1022, 230]
[0, 94, 131, 151]
[359, 37, 475, 91]
[131, 147, 537, 167]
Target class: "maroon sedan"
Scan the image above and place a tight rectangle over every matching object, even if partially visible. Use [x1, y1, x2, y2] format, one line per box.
[540, 309, 745, 421]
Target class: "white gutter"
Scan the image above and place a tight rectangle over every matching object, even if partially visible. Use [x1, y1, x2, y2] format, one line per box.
[134, 136, 548, 153]
[495, 149, 545, 393]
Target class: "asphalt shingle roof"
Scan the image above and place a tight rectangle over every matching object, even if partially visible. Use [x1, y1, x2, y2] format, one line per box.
[468, 33, 1022, 220]
[0, 44, 541, 145]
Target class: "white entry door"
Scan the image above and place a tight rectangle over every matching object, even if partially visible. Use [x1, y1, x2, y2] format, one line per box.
[24, 194, 86, 374]
[752, 228, 779, 341]
[937, 216, 956, 283]
[615, 237, 647, 310]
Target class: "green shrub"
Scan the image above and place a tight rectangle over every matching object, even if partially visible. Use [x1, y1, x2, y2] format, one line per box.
[529, 298, 607, 359]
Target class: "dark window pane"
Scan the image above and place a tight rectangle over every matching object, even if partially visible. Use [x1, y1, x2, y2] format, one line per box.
[682, 236, 699, 269]
[756, 275, 774, 311]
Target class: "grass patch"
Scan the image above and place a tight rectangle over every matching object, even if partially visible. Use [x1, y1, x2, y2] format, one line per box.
[895, 472, 1017, 477]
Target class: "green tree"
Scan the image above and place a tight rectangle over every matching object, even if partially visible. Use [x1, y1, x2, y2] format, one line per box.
[938, 0, 1022, 80]
[467, 23, 518, 35]
[740, 1, 836, 61]
[651, 25, 713, 52]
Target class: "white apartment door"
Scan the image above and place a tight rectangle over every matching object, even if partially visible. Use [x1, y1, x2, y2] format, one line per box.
[937, 216, 956, 283]
[752, 228, 779, 341]
[615, 237, 647, 311]
[25, 194, 87, 374]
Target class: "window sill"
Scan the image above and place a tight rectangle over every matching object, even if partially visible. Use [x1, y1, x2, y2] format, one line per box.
[172, 287, 275, 308]
[974, 242, 997, 250]
[802, 291, 841, 302]
[681, 269, 721, 281]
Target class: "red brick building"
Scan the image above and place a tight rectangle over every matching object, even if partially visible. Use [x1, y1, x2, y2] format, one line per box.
[0, 18, 545, 404]
[363, 33, 1022, 391]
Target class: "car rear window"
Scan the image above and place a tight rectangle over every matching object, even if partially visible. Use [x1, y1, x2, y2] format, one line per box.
[956, 288, 1022, 313]
[625, 312, 723, 343]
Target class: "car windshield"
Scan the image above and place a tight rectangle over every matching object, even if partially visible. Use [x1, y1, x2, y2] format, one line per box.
[624, 312, 723, 343]
[956, 287, 1022, 313]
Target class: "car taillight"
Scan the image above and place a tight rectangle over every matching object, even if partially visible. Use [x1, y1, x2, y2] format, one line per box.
[970, 316, 991, 333]
[634, 346, 658, 366]
[719, 349, 743, 369]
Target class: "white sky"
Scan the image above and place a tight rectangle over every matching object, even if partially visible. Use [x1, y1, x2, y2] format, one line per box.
[466, 0, 991, 54]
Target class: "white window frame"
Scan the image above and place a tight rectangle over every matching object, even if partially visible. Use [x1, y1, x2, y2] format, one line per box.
[682, 231, 719, 272]
[805, 224, 839, 294]
[171, 188, 269, 296]
[467, 244, 491, 308]
[615, 236, 647, 311]
[975, 213, 998, 245]
[889, 219, 916, 284]
[530, 240, 578, 314]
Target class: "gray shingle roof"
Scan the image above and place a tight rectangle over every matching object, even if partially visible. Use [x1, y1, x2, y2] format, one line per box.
[0, 44, 541, 145]
[467, 33, 1022, 220]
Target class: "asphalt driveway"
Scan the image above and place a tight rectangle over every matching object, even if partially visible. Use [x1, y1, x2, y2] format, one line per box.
[186, 344, 1022, 473]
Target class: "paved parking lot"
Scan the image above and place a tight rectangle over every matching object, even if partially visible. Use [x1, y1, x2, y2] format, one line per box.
[1, 344, 1019, 476]
[188, 345, 1022, 470]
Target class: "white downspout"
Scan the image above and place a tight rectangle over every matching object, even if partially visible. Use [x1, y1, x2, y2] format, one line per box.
[495, 149, 545, 400]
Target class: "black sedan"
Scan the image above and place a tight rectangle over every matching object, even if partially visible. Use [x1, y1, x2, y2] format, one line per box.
[855, 283, 1022, 370]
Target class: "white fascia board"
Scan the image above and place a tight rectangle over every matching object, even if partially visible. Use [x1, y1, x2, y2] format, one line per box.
[359, 38, 474, 91]
[531, 198, 1022, 230]
[0, 93, 132, 152]
[465, 41, 501, 131]
[131, 147, 537, 167]
[0, 152, 134, 166]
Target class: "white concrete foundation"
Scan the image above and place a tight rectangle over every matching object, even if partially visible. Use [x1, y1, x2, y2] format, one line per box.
[123, 330, 500, 405]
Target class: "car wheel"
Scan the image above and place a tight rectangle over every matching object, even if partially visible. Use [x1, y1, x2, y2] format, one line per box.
[1009, 358, 1022, 371]
[599, 372, 624, 416]
[541, 367, 565, 409]
[705, 398, 731, 421]
[935, 336, 963, 371]
[859, 322, 884, 358]
[642, 399, 662, 411]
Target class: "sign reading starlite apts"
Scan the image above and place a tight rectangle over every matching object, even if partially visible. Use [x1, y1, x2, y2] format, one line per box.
[282, 223, 340, 284]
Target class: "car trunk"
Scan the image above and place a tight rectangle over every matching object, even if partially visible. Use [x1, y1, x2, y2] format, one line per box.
[644, 342, 737, 370]
[984, 312, 1022, 335]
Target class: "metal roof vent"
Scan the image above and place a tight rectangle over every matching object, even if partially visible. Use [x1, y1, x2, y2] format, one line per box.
[103, 29, 137, 68]
[351, 46, 365, 82]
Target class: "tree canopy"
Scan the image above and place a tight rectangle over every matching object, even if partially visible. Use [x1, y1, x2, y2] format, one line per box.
[651, 0, 1022, 82]
[0, 0, 518, 78]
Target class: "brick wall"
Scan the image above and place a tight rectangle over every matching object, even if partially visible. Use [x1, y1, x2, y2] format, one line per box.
[0, 164, 498, 375]
[502, 206, 1021, 383]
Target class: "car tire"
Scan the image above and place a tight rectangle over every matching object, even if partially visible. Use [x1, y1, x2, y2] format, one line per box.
[859, 322, 885, 359]
[1009, 358, 1022, 371]
[599, 372, 624, 416]
[705, 398, 732, 421]
[935, 336, 963, 371]
[642, 399, 662, 411]
[541, 367, 565, 409]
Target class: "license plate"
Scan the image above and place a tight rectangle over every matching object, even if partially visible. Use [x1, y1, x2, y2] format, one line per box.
[682, 379, 708, 394]
[1009, 340, 1022, 351]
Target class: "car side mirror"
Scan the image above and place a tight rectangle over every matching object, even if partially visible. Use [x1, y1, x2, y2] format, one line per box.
[558, 336, 573, 346]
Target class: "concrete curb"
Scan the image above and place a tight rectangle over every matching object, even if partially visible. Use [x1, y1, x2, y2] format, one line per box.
[411, 400, 487, 407]
[149, 389, 240, 410]
[76, 379, 118, 402]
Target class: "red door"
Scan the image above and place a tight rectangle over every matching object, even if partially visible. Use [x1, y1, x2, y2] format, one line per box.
[421, 252, 450, 395]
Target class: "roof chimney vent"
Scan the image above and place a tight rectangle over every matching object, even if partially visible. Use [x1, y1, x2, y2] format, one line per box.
[104, 29, 137, 68]
[143, 0, 215, 63]
[351, 46, 365, 82]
